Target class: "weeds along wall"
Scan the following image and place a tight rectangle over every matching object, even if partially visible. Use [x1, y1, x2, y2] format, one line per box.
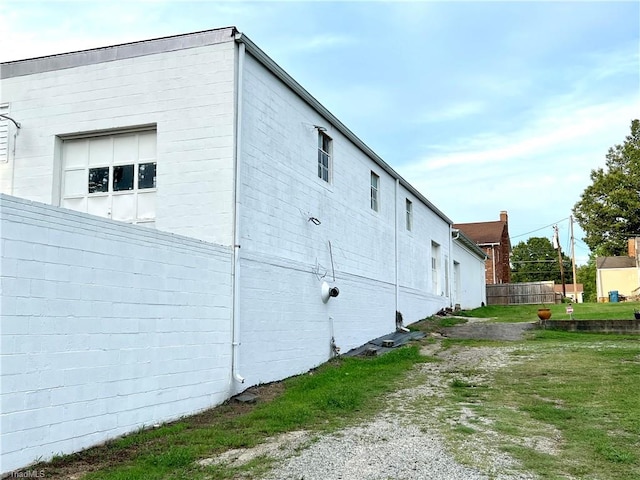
[0, 195, 233, 474]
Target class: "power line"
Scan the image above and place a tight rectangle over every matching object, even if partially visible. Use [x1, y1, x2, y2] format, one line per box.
[511, 217, 570, 240]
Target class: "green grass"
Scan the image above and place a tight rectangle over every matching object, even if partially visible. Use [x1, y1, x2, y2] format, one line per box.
[40, 346, 426, 480]
[35, 308, 640, 480]
[458, 301, 640, 323]
[439, 330, 640, 480]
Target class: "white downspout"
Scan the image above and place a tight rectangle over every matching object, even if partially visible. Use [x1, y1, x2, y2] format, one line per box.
[448, 225, 453, 307]
[451, 227, 459, 307]
[231, 41, 246, 385]
[492, 245, 497, 284]
[394, 179, 399, 316]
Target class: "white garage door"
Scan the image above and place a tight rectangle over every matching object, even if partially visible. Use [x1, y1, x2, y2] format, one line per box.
[61, 130, 157, 226]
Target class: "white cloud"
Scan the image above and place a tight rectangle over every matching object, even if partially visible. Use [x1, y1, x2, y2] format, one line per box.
[287, 34, 357, 53]
[410, 98, 636, 173]
[418, 100, 486, 123]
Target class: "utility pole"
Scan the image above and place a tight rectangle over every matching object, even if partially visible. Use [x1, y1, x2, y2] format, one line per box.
[570, 216, 578, 302]
[553, 225, 566, 296]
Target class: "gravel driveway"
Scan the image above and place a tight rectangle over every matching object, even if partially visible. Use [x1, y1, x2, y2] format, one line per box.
[204, 319, 542, 480]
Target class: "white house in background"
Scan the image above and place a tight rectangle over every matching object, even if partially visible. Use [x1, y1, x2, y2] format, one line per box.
[0, 27, 487, 472]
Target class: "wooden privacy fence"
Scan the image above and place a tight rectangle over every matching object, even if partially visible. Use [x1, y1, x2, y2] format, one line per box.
[486, 281, 558, 305]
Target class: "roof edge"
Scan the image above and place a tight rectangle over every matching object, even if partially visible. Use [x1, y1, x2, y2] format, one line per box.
[235, 31, 453, 225]
[1, 27, 453, 225]
[453, 229, 489, 260]
[1, 27, 237, 79]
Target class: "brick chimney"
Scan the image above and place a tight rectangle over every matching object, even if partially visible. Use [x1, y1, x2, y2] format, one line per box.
[500, 210, 508, 224]
[629, 238, 637, 258]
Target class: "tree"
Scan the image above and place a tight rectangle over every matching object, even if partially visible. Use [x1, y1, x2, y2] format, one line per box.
[576, 254, 597, 302]
[573, 119, 640, 256]
[511, 236, 573, 284]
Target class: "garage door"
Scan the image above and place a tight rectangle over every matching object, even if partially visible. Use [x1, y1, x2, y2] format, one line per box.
[61, 130, 157, 226]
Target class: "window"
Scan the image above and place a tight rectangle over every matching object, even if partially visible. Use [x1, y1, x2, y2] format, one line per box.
[453, 261, 461, 303]
[317, 131, 331, 182]
[444, 254, 450, 297]
[0, 104, 10, 163]
[87, 163, 154, 194]
[370, 171, 379, 211]
[406, 199, 413, 231]
[61, 130, 157, 225]
[431, 241, 440, 295]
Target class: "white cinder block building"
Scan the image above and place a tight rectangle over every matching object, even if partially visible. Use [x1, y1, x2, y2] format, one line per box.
[0, 27, 487, 473]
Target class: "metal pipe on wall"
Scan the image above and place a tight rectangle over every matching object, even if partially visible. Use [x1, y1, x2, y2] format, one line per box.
[230, 41, 246, 386]
[394, 179, 399, 316]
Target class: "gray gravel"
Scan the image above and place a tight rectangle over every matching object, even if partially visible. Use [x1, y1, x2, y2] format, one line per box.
[203, 320, 543, 479]
[261, 415, 521, 480]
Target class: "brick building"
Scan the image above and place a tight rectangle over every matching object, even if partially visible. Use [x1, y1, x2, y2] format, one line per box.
[454, 211, 512, 284]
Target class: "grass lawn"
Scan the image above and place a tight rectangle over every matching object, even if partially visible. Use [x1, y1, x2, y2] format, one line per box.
[30, 308, 639, 480]
[37, 346, 429, 480]
[458, 301, 640, 323]
[459, 330, 640, 480]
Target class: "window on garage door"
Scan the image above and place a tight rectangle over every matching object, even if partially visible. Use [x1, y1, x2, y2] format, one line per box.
[61, 129, 157, 226]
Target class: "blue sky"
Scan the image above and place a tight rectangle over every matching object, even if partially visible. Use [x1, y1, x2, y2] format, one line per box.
[2, 1, 639, 264]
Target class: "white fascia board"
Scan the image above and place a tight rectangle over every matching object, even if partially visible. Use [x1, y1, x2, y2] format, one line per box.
[234, 32, 453, 226]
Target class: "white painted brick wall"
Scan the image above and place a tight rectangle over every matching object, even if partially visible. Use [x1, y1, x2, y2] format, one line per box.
[0, 40, 236, 245]
[233, 54, 460, 385]
[452, 239, 488, 309]
[0, 194, 233, 474]
[0, 35, 488, 472]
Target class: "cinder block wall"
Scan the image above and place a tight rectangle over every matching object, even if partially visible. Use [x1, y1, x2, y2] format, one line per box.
[0, 195, 233, 474]
[232, 53, 454, 387]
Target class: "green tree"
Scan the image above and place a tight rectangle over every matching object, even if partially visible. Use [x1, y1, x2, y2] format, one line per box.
[573, 119, 640, 255]
[511, 237, 573, 284]
[576, 254, 597, 302]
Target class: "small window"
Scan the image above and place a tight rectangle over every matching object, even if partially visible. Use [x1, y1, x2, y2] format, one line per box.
[370, 172, 379, 211]
[0, 104, 9, 163]
[406, 199, 413, 231]
[431, 241, 440, 295]
[113, 164, 134, 191]
[318, 131, 331, 182]
[88, 167, 109, 193]
[138, 162, 157, 189]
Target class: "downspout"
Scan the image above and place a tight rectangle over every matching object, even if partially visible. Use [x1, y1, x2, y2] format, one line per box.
[451, 228, 460, 307]
[231, 40, 246, 385]
[447, 224, 454, 308]
[394, 179, 399, 316]
[492, 245, 497, 284]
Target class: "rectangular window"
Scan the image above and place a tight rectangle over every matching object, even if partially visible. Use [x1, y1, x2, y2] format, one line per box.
[113, 164, 135, 191]
[406, 199, 413, 231]
[88, 167, 109, 193]
[138, 162, 157, 189]
[454, 260, 460, 302]
[318, 131, 331, 182]
[0, 104, 10, 163]
[431, 241, 440, 295]
[61, 130, 157, 225]
[444, 254, 450, 297]
[370, 171, 379, 211]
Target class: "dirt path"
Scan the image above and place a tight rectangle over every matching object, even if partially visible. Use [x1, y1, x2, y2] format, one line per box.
[209, 319, 545, 479]
[438, 317, 538, 341]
